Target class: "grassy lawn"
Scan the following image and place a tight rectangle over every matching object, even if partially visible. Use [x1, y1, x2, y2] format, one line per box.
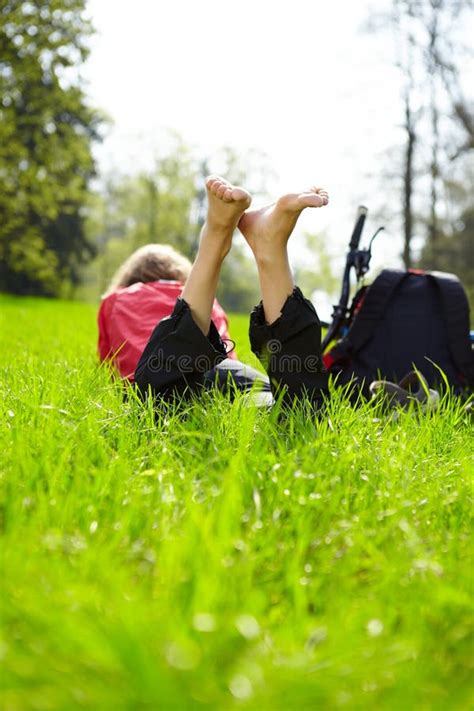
[1, 295, 472, 710]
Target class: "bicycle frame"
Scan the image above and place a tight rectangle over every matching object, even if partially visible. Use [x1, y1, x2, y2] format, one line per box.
[321, 207, 383, 352]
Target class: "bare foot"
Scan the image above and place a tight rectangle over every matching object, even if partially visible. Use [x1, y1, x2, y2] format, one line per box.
[201, 175, 252, 259]
[238, 187, 328, 262]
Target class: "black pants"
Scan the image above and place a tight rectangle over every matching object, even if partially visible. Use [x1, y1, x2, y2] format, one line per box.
[134, 287, 329, 407]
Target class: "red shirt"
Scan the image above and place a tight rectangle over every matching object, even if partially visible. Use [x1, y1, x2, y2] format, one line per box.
[98, 280, 235, 380]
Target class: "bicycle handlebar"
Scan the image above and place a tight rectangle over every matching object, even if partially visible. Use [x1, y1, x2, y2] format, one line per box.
[349, 205, 368, 250]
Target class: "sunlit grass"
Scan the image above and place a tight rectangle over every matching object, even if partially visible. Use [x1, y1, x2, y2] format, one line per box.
[1, 295, 472, 710]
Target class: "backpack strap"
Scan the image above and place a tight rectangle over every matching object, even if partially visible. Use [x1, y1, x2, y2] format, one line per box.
[427, 271, 474, 387]
[345, 269, 410, 353]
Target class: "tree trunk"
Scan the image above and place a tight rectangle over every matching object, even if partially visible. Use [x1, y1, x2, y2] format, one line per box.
[427, 2, 441, 268]
[402, 94, 416, 268]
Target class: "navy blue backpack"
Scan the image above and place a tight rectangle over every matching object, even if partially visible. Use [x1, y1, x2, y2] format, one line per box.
[323, 269, 474, 397]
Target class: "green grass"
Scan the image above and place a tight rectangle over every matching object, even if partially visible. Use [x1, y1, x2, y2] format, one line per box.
[1, 295, 473, 711]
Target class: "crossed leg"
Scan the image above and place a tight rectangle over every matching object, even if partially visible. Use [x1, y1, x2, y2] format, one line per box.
[135, 177, 329, 405]
[135, 176, 261, 399]
[239, 187, 330, 405]
[239, 187, 329, 323]
[181, 175, 251, 334]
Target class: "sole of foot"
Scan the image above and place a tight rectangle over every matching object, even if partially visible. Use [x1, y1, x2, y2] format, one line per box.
[238, 187, 328, 261]
[200, 175, 252, 260]
[205, 175, 251, 229]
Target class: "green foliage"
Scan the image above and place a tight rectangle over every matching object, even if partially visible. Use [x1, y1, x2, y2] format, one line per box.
[365, 0, 473, 269]
[133, 141, 198, 257]
[80, 139, 197, 298]
[0, 0, 103, 295]
[293, 231, 339, 299]
[419, 208, 474, 308]
[83, 141, 273, 310]
[1, 296, 473, 709]
[217, 243, 261, 314]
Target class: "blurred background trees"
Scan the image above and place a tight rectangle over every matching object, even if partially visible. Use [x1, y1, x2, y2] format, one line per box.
[0, 0, 472, 307]
[0, 0, 103, 296]
[80, 140, 274, 312]
[366, 0, 473, 302]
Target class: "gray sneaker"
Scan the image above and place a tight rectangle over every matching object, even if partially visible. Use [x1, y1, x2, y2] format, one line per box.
[369, 371, 440, 412]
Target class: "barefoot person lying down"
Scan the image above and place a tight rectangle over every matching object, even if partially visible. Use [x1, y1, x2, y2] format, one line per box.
[98, 243, 239, 381]
[128, 175, 330, 406]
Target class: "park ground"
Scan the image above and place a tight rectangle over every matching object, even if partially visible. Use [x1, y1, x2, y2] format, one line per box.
[0, 295, 473, 710]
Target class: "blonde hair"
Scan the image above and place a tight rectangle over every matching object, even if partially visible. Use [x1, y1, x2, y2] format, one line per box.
[105, 244, 192, 296]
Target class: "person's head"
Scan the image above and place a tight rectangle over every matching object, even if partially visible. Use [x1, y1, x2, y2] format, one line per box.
[105, 244, 192, 296]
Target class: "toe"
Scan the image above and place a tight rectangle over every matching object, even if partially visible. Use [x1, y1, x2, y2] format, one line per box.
[231, 187, 250, 204]
[206, 174, 218, 187]
[206, 178, 219, 194]
[313, 187, 329, 205]
[216, 183, 228, 199]
[298, 192, 325, 208]
[206, 175, 228, 194]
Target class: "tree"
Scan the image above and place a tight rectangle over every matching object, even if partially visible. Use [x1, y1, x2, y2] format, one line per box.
[293, 231, 339, 299]
[83, 137, 198, 296]
[419, 164, 474, 307]
[420, 205, 474, 307]
[83, 140, 274, 310]
[0, 0, 103, 295]
[398, 2, 418, 269]
[216, 244, 260, 314]
[203, 146, 274, 313]
[366, 0, 472, 269]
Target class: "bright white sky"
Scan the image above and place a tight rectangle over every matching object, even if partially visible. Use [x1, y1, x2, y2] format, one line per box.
[83, 0, 407, 273]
